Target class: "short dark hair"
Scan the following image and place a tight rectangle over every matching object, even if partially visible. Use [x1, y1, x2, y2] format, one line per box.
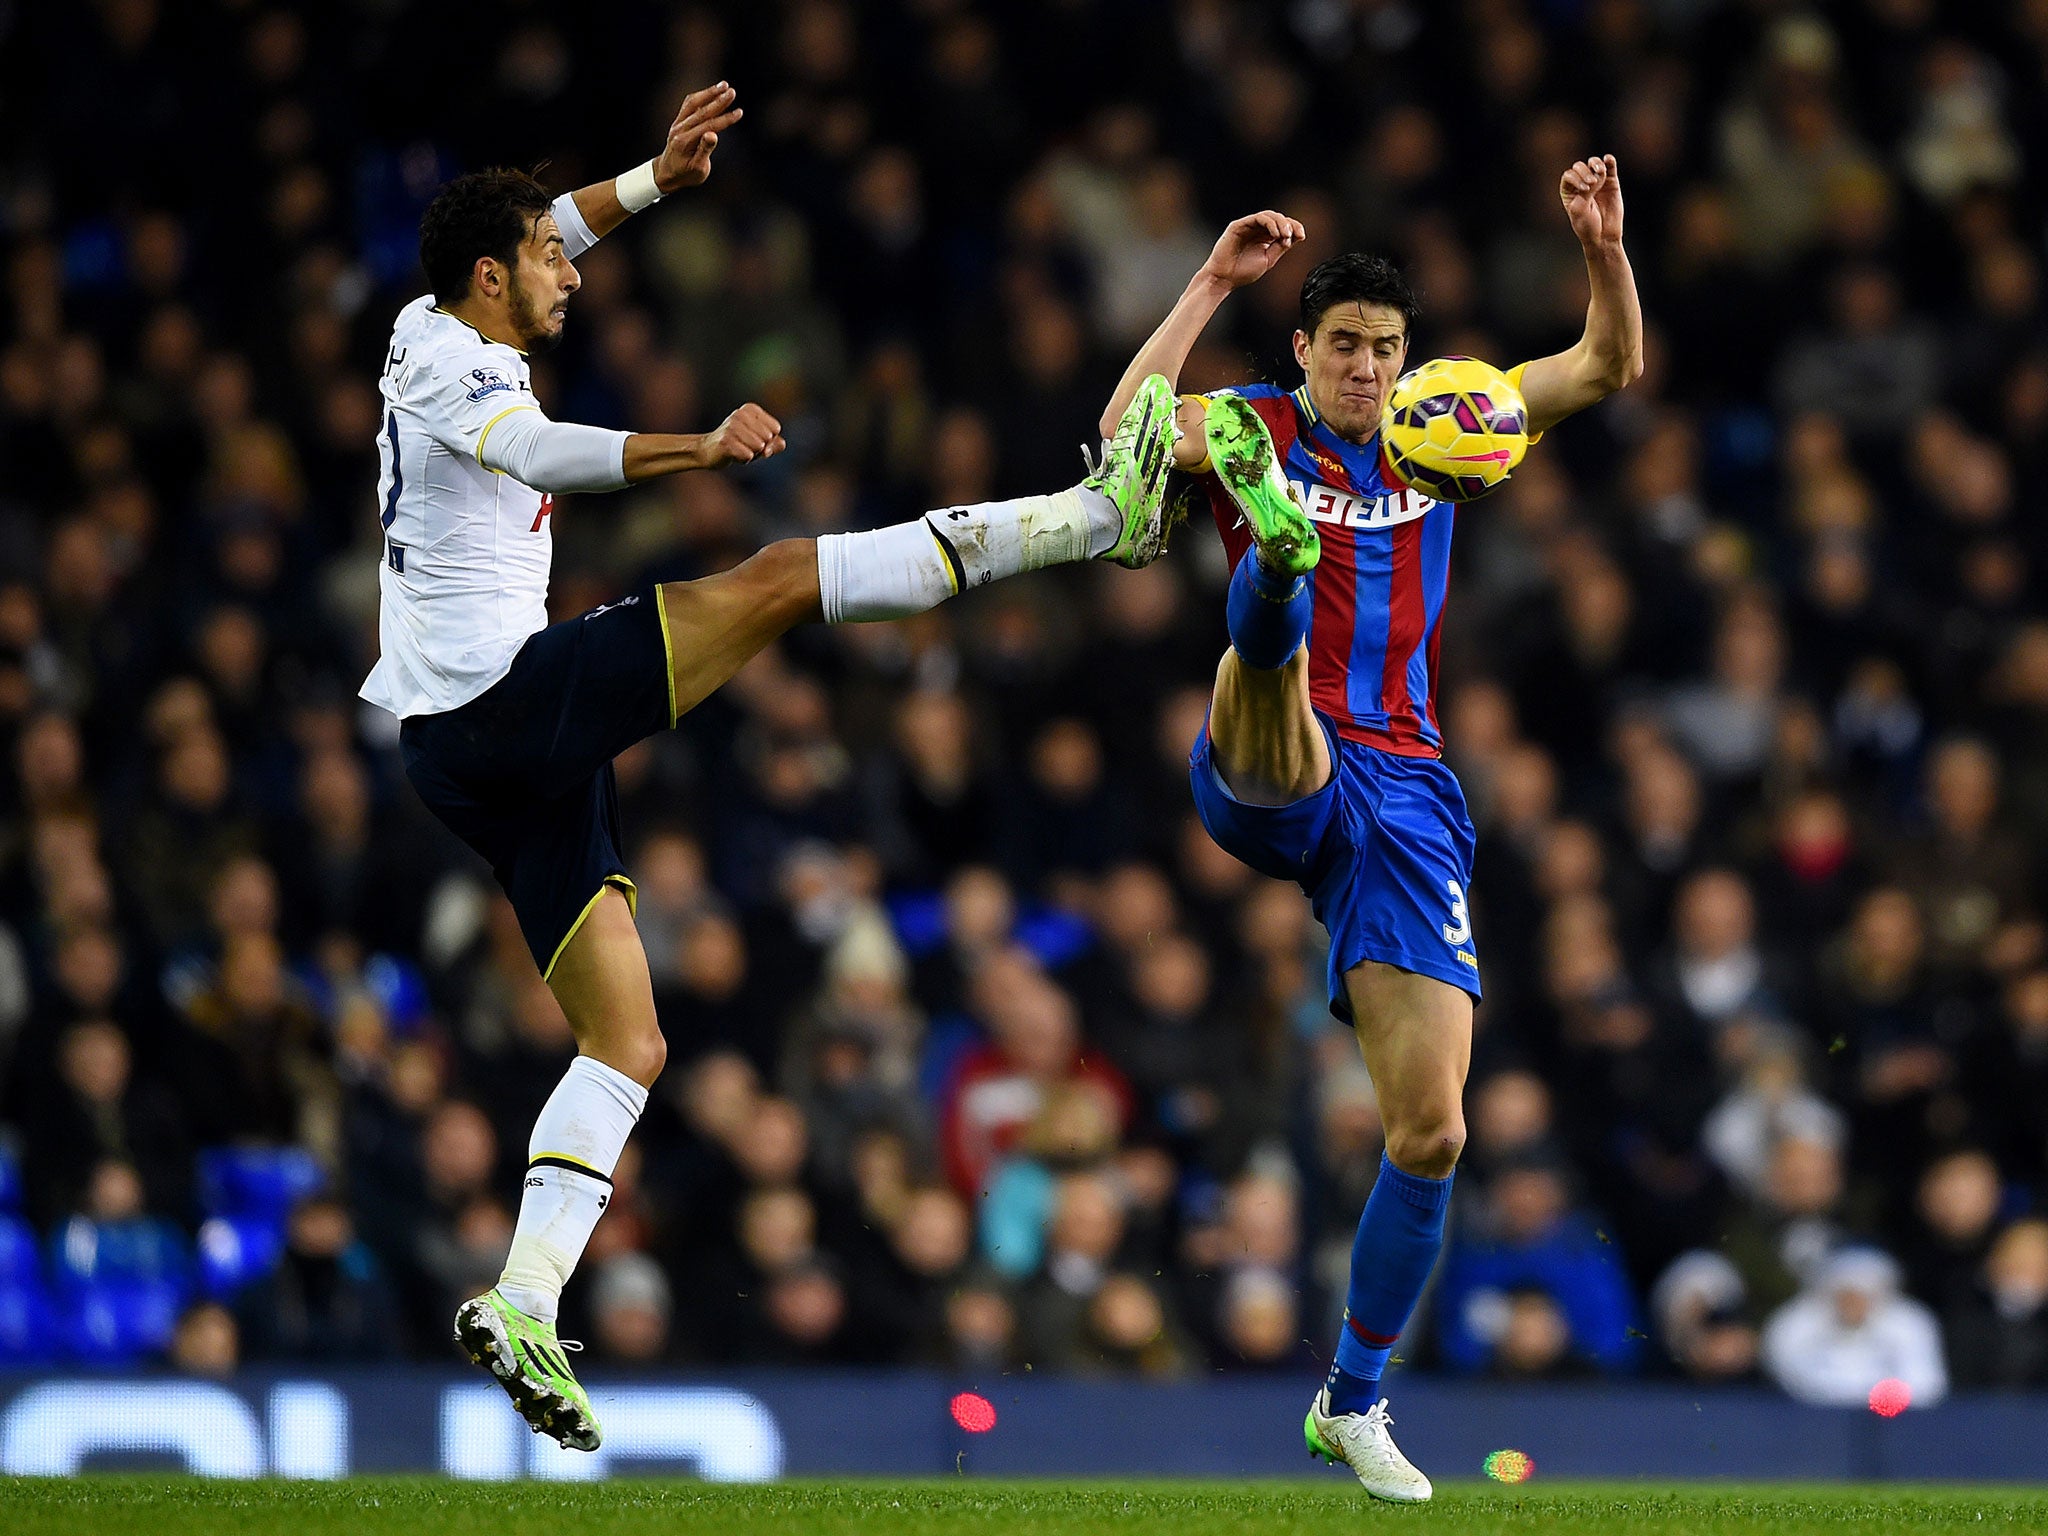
[419, 168, 555, 305]
[1297, 253, 1419, 341]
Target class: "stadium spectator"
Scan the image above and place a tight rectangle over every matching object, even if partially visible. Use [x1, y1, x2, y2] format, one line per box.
[17, 1018, 187, 1227]
[853, 1183, 974, 1365]
[1902, 1149, 2007, 1323]
[1944, 1219, 2048, 1390]
[1649, 868, 1787, 1037]
[1435, 1156, 1644, 1376]
[169, 1302, 240, 1379]
[588, 1251, 674, 1365]
[1761, 1248, 1948, 1408]
[938, 953, 1130, 1199]
[1651, 1251, 1761, 1385]
[235, 1194, 400, 1362]
[1719, 1128, 1863, 1319]
[1016, 1169, 1127, 1371]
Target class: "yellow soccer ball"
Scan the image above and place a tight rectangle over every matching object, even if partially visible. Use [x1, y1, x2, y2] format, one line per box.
[1380, 356, 1529, 502]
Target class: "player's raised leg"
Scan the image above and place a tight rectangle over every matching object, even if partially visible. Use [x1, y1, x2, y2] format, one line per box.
[453, 379, 1179, 1450]
[456, 887, 657, 1451]
[815, 371, 1180, 619]
[1202, 395, 1331, 808]
[1305, 960, 1470, 1501]
[651, 374, 1181, 719]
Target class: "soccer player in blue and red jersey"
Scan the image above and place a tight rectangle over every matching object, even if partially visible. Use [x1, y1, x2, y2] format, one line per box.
[1100, 156, 1642, 1499]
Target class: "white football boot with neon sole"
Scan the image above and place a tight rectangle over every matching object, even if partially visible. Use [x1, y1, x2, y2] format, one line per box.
[1305, 1388, 1432, 1502]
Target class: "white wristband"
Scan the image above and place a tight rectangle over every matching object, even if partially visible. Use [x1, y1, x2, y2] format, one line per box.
[616, 159, 664, 213]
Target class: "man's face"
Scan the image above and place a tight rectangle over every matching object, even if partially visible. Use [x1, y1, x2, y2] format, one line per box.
[503, 212, 579, 354]
[1293, 301, 1408, 444]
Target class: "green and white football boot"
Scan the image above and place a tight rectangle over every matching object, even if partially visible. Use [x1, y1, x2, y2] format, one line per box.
[454, 1288, 601, 1451]
[1089, 373, 1182, 569]
[1205, 392, 1319, 578]
[1305, 1388, 1432, 1502]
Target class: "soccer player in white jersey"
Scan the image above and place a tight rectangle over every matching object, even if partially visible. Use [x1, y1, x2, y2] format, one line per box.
[361, 83, 1180, 1448]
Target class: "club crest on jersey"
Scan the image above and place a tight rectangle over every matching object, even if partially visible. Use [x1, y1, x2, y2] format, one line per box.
[463, 366, 516, 401]
[1289, 479, 1435, 531]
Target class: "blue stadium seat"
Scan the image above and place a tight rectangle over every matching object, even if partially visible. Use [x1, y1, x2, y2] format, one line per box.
[44, 1214, 193, 1363]
[0, 1214, 39, 1283]
[0, 1182, 49, 1368]
[50, 1214, 192, 1290]
[888, 890, 1095, 970]
[56, 1279, 182, 1364]
[196, 1215, 284, 1299]
[363, 952, 431, 1034]
[196, 1146, 325, 1225]
[0, 1278, 55, 1365]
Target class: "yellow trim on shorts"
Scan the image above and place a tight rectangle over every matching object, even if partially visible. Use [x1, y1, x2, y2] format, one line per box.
[475, 404, 540, 465]
[527, 1150, 606, 1176]
[654, 588, 678, 727]
[541, 874, 639, 982]
[1179, 393, 1213, 475]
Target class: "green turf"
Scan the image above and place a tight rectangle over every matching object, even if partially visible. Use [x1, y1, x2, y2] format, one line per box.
[4, 1479, 2048, 1536]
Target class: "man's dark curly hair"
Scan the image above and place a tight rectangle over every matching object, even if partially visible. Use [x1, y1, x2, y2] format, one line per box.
[1297, 253, 1420, 340]
[419, 168, 555, 305]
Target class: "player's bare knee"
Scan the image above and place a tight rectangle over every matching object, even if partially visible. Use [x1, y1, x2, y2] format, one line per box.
[607, 1025, 667, 1089]
[750, 538, 823, 625]
[1385, 1112, 1465, 1180]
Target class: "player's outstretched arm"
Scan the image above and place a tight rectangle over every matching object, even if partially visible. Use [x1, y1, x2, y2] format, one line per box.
[1514, 155, 1644, 437]
[472, 403, 782, 492]
[561, 82, 743, 244]
[1098, 212, 1304, 465]
[621, 404, 784, 481]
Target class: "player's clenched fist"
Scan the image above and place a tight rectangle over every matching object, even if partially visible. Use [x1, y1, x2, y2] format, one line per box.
[1559, 154, 1625, 248]
[703, 402, 784, 466]
[1200, 211, 1308, 290]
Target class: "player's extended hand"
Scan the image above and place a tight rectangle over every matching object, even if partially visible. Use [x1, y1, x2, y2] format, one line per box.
[700, 403, 784, 467]
[1200, 211, 1307, 290]
[655, 82, 743, 194]
[1560, 154, 1624, 248]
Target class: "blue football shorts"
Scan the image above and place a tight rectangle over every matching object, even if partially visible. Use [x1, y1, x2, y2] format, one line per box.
[1189, 714, 1481, 1020]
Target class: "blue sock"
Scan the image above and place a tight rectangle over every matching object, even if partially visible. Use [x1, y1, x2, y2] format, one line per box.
[1225, 553, 1312, 670]
[1325, 1152, 1454, 1415]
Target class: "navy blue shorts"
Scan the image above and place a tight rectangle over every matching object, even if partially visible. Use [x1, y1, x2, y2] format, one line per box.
[400, 592, 674, 978]
[1189, 716, 1481, 1020]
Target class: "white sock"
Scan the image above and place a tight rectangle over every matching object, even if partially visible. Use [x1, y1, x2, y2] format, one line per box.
[496, 1054, 648, 1324]
[817, 488, 1122, 622]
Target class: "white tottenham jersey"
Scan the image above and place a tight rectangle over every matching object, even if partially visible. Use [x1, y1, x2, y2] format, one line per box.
[360, 194, 595, 719]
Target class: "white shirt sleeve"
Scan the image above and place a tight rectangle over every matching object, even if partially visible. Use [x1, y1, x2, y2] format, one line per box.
[411, 339, 628, 492]
[478, 409, 629, 493]
[550, 192, 598, 260]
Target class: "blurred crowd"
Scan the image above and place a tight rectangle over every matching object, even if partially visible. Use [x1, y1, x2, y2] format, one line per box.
[2, 0, 2047, 1404]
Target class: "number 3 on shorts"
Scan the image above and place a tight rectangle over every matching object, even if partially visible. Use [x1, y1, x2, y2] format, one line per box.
[1442, 879, 1471, 947]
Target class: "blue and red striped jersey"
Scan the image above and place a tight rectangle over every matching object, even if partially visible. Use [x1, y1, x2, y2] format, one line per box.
[1199, 382, 1455, 758]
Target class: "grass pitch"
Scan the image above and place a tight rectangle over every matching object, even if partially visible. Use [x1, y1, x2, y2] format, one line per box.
[4, 1478, 2047, 1536]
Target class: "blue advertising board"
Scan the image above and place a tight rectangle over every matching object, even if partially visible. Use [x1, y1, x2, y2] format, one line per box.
[0, 1371, 2043, 1481]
